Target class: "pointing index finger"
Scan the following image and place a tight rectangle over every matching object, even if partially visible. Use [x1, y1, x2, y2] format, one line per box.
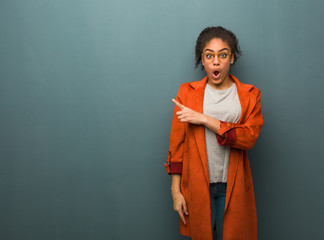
[172, 99, 184, 110]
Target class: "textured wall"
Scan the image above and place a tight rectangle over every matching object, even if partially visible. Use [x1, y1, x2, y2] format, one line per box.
[1, 0, 323, 239]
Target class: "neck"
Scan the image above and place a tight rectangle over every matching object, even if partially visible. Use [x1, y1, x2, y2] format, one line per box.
[207, 75, 233, 90]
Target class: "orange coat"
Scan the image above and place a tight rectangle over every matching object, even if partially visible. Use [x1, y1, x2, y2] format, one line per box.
[165, 75, 263, 240]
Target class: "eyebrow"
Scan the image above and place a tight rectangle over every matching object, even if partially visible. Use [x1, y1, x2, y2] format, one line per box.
[204, 48, 230, 53]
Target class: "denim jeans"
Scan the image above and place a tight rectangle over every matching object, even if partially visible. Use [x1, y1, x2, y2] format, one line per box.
[210, 182, 227, 240]
[182, 183, 227, 240]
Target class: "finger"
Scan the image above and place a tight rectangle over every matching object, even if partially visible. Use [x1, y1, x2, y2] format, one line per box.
[176, 111, 183, 116]
[178, 211, 187, 225]
[178, 116, 186, 121]
[177, 113, 185, 119]
[183, 202, 189, 215]
[172, 99, 184, 110]
[179, 116, 190, 122]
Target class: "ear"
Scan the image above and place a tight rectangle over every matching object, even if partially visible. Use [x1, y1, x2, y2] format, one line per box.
[230, 54, 234, 64]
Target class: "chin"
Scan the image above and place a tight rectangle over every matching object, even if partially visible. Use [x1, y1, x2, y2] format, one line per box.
[210, 77, 224, 85]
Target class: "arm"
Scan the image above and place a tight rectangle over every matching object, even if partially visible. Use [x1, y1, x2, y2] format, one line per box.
[216, 90, 263, 150]
[165, 91, 186, 174]
[172, 90, 263, 150]
[171, 174, 188, 225]
[172, 98, 222, 132]
[165, 86, 188, 225]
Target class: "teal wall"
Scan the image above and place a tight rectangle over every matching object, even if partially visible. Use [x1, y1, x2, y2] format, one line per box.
[1, 0, 323, 239]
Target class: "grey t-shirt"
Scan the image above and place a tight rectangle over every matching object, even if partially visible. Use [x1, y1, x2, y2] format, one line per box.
[203, 83, 241, 183]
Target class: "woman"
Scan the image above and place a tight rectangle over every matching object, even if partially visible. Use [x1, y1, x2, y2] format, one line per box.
[165, 26, 263, 240]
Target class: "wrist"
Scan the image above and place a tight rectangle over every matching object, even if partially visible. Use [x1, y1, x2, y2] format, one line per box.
[200, 114, 208, 125]
[171, 186, 181, 194]
[201, 115, 221, 132]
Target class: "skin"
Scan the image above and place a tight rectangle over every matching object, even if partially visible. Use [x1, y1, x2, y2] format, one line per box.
[203, 38, 234, 90]
[171, 38, 235, 225]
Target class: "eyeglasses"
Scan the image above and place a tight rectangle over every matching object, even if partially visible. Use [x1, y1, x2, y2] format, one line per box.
[201, 52, 232, 63]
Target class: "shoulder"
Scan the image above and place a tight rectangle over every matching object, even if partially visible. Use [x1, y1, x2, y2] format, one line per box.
[240, 82, 261, 96]
[175, 79, 206, 104]
[179, 82, 192, 90]
[175, 82, 194, 103]
[238, 84, 261, 107]
[179, 81, 200, 90]
[232, 75, 261, 99]
[176, 80, 201, 95]
[178, 77, 208, 92]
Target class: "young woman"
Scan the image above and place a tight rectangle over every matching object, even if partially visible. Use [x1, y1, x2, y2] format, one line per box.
[164, 26, 263, 240]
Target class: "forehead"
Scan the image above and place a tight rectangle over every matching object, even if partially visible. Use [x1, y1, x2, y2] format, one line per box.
[203, 38, 231, 52]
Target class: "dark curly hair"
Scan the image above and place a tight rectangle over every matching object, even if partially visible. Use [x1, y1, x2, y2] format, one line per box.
[195, 26, 241, 69]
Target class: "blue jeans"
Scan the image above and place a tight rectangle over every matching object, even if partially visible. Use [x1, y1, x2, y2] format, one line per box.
[210, 182, 227, 240]
[182, 183, 227, 240]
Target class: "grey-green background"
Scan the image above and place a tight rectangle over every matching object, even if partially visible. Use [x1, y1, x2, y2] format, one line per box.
[1, 0, 323, 239]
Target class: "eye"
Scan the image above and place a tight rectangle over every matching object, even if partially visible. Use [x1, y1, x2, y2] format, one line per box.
[219, 53, 228, 58]
[206, 53, 213, 59]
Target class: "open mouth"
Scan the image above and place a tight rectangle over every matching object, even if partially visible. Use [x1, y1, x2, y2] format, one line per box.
[213, 70, 220, 78]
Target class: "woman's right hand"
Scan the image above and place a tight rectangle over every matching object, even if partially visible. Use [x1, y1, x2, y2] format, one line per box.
[172, 191, 189, 225]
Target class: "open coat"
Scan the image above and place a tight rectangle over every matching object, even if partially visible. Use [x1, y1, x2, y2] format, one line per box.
[165, 75, 263, 240]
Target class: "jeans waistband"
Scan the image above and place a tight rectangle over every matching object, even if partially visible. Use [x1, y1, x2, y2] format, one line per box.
[210, 182, 227, 187]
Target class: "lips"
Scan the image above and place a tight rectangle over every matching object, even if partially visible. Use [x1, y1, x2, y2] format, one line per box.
[213, 70, 220, 78]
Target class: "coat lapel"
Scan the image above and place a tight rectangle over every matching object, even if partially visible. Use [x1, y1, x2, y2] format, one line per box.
[189, 77, 210, 185]
[224, 75, 251, 211]
[232, 75, 250, 125]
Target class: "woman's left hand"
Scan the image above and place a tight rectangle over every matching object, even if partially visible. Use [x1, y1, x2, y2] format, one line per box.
[172, 99, 205, 125]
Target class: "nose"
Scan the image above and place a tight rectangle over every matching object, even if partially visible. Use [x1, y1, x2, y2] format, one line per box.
[213, 55, 220, 65]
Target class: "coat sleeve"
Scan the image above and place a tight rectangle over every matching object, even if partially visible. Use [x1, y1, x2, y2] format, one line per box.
[216, 89, 263, 150]
[164, 86, 186, 175]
